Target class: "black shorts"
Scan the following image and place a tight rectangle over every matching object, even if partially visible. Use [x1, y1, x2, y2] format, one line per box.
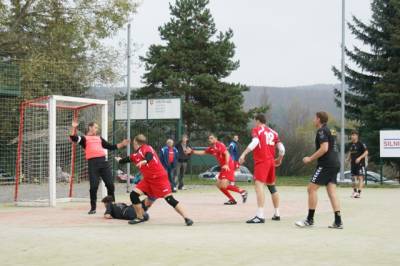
[351, 164, 366, 177]
[310, 166, 339, 186]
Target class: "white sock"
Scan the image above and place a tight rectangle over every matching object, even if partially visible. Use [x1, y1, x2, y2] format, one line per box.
[256, 208, 264, 218]
[274, 208, 280, 217]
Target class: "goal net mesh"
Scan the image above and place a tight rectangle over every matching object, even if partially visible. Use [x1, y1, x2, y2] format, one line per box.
[15, 96, 103, 204]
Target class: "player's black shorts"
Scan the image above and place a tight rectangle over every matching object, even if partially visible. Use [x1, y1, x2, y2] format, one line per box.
[351, 164, 366, 177]
[310, 166, 339, 186]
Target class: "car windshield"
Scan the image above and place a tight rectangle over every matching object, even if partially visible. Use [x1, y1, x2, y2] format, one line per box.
[210, 166, 221, 172]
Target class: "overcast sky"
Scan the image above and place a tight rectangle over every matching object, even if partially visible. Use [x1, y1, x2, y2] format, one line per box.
[109, 0, 372, 88]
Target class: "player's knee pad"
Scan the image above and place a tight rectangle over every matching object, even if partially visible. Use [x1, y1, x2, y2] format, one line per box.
[130, 190, 141, 205]
[165, 195, 179, 208]
[267, 185, 277, 194]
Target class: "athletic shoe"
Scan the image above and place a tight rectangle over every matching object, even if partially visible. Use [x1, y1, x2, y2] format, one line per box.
[143, 213, 150, 221]
[271, 215, 280, 221]
[328, 222, 343, 229]
[223, 200, 237, 205]
[246, 216, 265, 224]
[241, 191, 248, 203]
[172, 189, 177, 193]
[185, 218, 194, 226]
[354, 193, 360, 198]
[88, 209, 96, 215]
[295, 219, 314, 228]
[351, 192, 357, 198]
[128, 217, 146, 225]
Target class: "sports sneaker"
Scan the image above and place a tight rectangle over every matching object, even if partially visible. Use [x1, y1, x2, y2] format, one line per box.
[246, 216, 265, 224]
[223, 200, 237, 205]
[143, 213, 150, 221]
[328, 222, 343, 229]
[354, 193, 360, 198]
[88, 209, 96, 215]
[295, 219, 314, 228]
[184, 218, 194, 226]
[271, 215, 280, 221]
[351, 191, 358, 198]
[241, 191, 248, 203]
[128, 217, 146, 225]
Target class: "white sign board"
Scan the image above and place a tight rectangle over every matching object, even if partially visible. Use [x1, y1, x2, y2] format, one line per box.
[380, 130, 400, 158]
[147, 98, 181, 119]
[115, 100, 147, 120]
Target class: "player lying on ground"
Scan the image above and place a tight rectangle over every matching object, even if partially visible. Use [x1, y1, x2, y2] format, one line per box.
[347, 130, 368, 198]
[102, 195, 150, 221]
[115, 134, 193, 226]
[187, 134, 248, 205]
[239, 114, 285, 223]
[70, 121, 129, 214]
[296, 111, 343, 229]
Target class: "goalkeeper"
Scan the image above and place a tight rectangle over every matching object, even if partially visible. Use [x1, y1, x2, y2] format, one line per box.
[69, 121, 129, 214]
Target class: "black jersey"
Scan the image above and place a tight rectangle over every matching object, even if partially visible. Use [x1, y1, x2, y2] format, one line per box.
[104, 202, 136, 220]
[315, 124, 339, 168]
[349, 141, 367, 165]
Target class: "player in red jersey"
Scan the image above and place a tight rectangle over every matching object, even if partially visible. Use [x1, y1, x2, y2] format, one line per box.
[239, 114, 285, 223]
[116, 134, 193, 226]
[187, 134, 248, 205]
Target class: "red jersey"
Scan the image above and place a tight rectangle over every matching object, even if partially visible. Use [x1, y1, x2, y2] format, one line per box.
[251, 125, 280, 163]
[130, 144, 166, 179]
[205, 141, 235, 169]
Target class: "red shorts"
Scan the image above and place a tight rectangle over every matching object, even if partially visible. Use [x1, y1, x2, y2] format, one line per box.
[135, 174, 172, 199]
[218, 168, 235, 182]
[254, 161, 276, 184]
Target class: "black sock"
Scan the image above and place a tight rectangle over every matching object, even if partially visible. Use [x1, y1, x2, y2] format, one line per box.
[353, 188, 357, 193]
[307, 209, 315, 222]
[141, 200, 148, 212]
[358, 190, 361, 194]
[334, 211, 342, 224]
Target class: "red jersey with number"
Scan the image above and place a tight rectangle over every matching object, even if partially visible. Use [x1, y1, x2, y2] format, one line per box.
[129, 144, 166, 179]
[251, 125, 280, 163]
[205, 141, 235, 169]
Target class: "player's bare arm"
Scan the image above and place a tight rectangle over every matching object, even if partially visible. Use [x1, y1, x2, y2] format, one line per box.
[222, 151, 230, 171]
[355, 150, 368, 164]
[104, 214, 113, 219]
[239, 137, 259, 164]
[71, 121, 78, 135]
[303, 142, 328, 164]
[187, 148, 206, 156]
[116, 139, 130, 149]
[275, 142, 285, 167]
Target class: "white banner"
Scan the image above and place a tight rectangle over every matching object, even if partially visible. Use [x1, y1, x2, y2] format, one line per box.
[115, 100, 147, 120]
[147, 98, 181, 119]
[380, 130, 400, 158]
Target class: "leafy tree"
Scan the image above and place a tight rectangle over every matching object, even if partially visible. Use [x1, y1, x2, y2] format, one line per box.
[138, 0, 265, 137]
[333, 0, 400, 173]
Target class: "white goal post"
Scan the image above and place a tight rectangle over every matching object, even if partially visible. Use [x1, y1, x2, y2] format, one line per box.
[15, 95, 108, 207]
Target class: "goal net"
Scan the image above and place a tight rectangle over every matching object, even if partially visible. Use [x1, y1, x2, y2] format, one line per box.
[14, 95, 108, 206]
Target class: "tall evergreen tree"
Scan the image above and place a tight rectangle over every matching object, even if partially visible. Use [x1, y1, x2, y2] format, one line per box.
[333, 0, 400, 171]
[138, 0, 265, 137]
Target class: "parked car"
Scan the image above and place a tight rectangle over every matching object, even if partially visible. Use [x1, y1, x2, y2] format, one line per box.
[198, 165, 253, 182]
[0, 169, 15, 185]
[336, 170, 398, 185]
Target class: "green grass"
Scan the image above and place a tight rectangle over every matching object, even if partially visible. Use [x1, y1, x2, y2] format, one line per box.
[183, 175, 400, 188]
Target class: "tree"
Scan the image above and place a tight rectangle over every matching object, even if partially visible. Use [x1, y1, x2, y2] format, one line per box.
[138, 0, 265, 138]
[0, 0, 138, 96]
[332, 0, 400, 172]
